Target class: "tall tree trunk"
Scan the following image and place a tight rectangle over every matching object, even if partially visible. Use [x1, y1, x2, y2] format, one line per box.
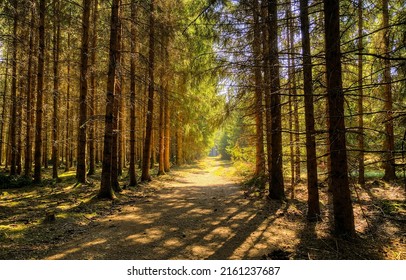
[267, 0, 285, 200]
[261, 0, 272, 192]
[129, 0, 138, 186]
[43, 42, 50, 169]
[0, 52, 9, 166]
[382, 0, 396, 181]
[77, 0, 91, 183]
[164, 72, 170, 173]
[323, 0, 355, 236]
[111, 21, 122, 193]
[9, 0, 18, 176]
[176, 116, 183, 166]
[16, 86, 22, 175]
[299, 0, 320, 220]
[88, 0, 99, 176]
[252, 0, 265, 177]
[16, 54, 24, 175]
[158, 43, 166, 176]
[34, 0, 46, 183]
[52, 0, 61, 179]
[150, 129, 156, 169]
[99, 0, 121, 199]
[65, 31, 71, 172]
[118, 87, 125, 175]
[118, 51, 125, 176]
[164, 82, 170, 172]
[158, 89, 165, 175]
[290, 10, 301, 183]
[357, 0, 365, 186]
[286, 8, 295, 194]
[141, 0, 155, 182]
[24, 4, 36, 177]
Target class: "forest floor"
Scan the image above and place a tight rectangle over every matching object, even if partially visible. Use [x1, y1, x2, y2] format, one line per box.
[0, 157, 405, 260]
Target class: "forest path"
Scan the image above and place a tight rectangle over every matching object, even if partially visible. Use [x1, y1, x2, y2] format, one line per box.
[45, 157, 281, 260]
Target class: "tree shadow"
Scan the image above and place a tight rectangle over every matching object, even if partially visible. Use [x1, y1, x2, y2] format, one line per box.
[33, 181, 291, 260]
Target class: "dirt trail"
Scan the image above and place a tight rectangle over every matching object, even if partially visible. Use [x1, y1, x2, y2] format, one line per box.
[42, 157, 405, 260]
[45, 157, 278, 260]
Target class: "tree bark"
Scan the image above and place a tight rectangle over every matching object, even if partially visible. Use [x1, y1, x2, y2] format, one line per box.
[357, 0, 365, 186]
[111, 21, 122, 193]
[0, 52, 9, 166]
[77, 0, 91, 183]
[382, 0, 396, 181]
[9, 0, 18, 176]
[290, 11, 301, 184]
[34, 0, 46, 183]
[252, 0, 265, 177]
[286, 8, 295, 194]
[164, 82, 171, 172]
[176, 116, 183, 166]
[158, 42, 167, 176]
[24, 4, 36, 177]
[99, 0, 121, 199]
[267, 0, 285, 200]
[129, 0, 138, 186]
[323, 0, 355, 236]
[261, 0, 272, 193]
[141, 0, 156, 182]
[52, 0, 61, 179]
[299, 0, 320, 220]
[88, 0, 99, 176]
[65, 31, 71, 172]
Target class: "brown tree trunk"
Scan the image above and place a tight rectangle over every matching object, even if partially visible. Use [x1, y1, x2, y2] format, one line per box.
[267, 0, 285, 200]
[261, 0, 272, 191]
[77, 0, 91, 183]
[34, 0, 46, 183]
[118, 62, 125, 176]
[382, 0, 396, 181]
[88, 0, 99, 176]
[129, 0, 138, 186]
[290, 12, 301, 183]
[323, 0, 355, 237]
[158, 43, 166, 176]
[299, 0, 320, 220]
[65, 32, 71, 172]
[24, 5, 36, 177]
[111, 22, 122, 193]
[0, 52, 9, 166]
[9, 0, 18, 176]
[357, 0, 365, 186]
[52, 0, 61, 179]
[43, 41, 50, 169]
[16, 86, 22, 175]
[176, 117, 183, 166]
[158, 89, 165, 175]
[286, 8, 295, 194]
[141, 0, 155, 182]
[252, 0, 265, 177]
[150, 130, 156, 169]
[99, 0, 121, 199]
[164, 84, 170, 172]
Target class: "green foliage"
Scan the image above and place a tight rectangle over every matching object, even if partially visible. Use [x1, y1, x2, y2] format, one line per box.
[377, 199, 405, 216]
[215, 108, 256, 175]
[218, 129, 231, 160]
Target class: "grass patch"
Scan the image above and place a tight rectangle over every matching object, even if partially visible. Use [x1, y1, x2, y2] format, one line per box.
[377, 200, 406, 216]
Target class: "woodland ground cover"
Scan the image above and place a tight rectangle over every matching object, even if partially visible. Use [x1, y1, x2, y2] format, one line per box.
[0, 157, 404, 260]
